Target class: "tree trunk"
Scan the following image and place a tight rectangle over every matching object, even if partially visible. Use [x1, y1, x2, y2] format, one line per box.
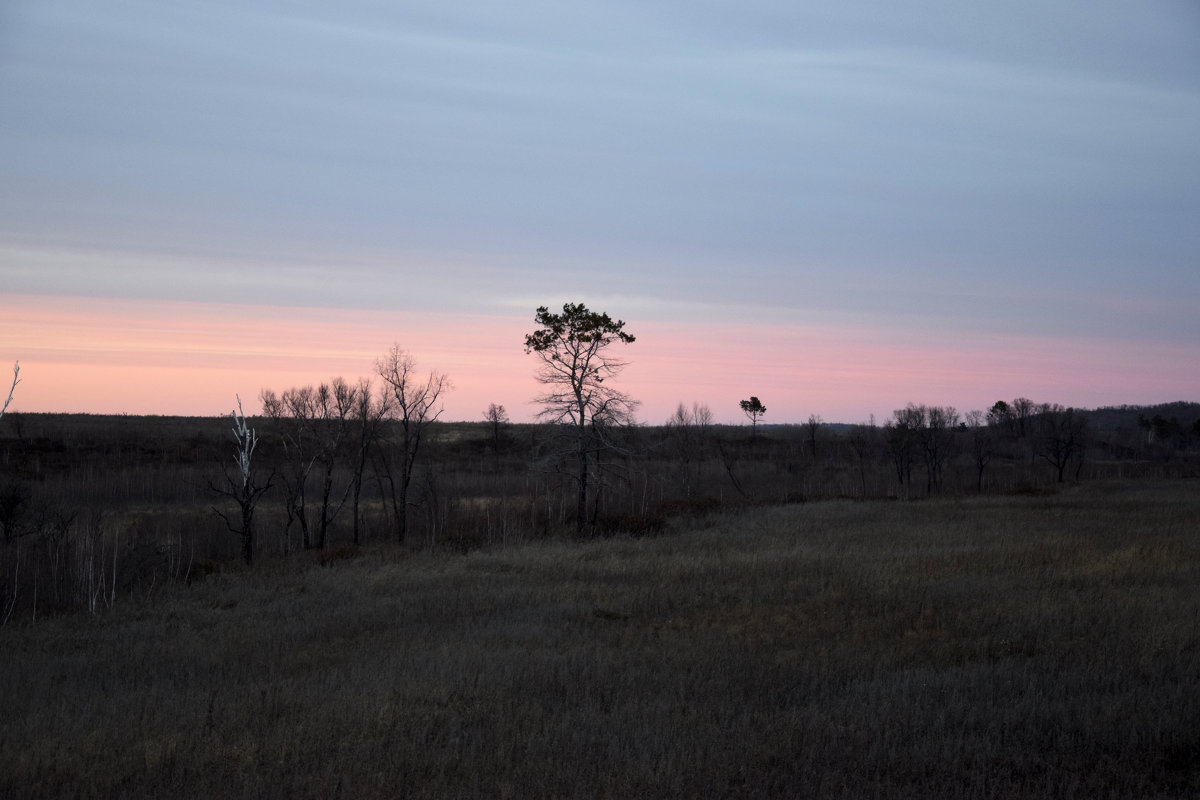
[317, 470, 333, 549]
[396, 477, 409, 544]
[576, 440, 588, 536]
[351, 470, 363, 546]
[297, 499, 311, 550]
[231, 480, 256, 566]
[241, 502, 254, 566]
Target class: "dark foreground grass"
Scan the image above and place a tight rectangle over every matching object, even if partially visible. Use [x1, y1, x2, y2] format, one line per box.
[2, 480, 1199, 798]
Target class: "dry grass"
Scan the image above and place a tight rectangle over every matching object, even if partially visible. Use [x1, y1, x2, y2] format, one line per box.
[2, 479, 1199, 798]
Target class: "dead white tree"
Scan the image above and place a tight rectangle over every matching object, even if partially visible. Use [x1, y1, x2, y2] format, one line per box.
[0, 361, 18, 421]
[210, 395, 273, 565]
[234, 395, 256, 482]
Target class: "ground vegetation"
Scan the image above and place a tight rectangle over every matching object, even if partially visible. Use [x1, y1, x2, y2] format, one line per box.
[1, 480, 1198, 797]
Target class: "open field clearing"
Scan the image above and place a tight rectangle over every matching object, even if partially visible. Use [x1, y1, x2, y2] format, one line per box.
[2, 479, 1199, 798]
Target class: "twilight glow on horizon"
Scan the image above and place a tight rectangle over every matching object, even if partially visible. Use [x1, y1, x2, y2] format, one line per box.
[2, 2, 1198, 424]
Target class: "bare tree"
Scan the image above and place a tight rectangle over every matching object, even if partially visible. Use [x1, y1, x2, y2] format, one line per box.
[665, 401, 712, 498]
[209, 396, 273, 565]
[847, 416, 878, 498]
[260, 386, 320, 551]
[667, 402, 690, 429]
[524, 302, 637, 536]
[740, 396, 766, 438]
[1011, 397, 1036, 438]
[891, 404, 959, 494]
[0, 361, 18, 422]
[1036, 404, 1089, 482]
[804, 414, 823, 458]
[376, 345, 450, 544]
[484, 403, 510, 450]
[308, 378, 358, 549]
[348, 378, 390, 545]
[920, 405, 960, 493]
[964, 409, 996, 493]
[885, 408, 921, 499]
[667, 401, 712, 433]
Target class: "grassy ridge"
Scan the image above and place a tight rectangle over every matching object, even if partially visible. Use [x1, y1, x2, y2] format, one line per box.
[2, 480, 1199, 798]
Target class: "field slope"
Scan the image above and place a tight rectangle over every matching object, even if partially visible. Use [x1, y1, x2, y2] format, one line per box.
[3, 480, 1199, 798]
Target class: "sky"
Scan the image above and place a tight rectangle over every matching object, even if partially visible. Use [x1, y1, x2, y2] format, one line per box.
[1, 1, 1198, 424]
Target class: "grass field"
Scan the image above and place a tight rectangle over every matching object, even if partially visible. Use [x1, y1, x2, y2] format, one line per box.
[2, 479, 1198, 798]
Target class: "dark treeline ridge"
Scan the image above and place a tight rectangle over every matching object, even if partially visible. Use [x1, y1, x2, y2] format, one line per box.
[0, 399, 1198, 621]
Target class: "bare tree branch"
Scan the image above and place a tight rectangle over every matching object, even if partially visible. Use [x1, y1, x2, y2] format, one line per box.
[0, 361, 18, 421]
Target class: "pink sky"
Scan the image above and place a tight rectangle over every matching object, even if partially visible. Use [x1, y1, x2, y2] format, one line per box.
[2, 4, 1196, 428]
[2, 292, 1194, 425]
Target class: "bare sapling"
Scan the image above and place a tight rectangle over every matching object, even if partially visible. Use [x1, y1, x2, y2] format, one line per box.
[0, 361, 18, 422]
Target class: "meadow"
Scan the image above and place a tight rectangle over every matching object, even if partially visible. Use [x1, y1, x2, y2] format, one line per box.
[2, 478, 1198, 798]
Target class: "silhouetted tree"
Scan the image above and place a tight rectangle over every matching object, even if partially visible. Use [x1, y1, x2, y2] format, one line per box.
[886, 407, 922, 498]
[1011, 397, 1036, 438]
[987, 400, 1013, 433]
[847, 416, 879, 498]
[1036, 404, 1088, 482]
[964, 409, 996, 493]
[886, 404, 958, 494]
[804, 414, 823, 458]
[308, 378, 358, 549]
[349, 378, 390, 545]
[484, 403, 510, 450]
[525, 302, 637, 535]
[376, 346, 450, 544]
[920, 405, 959, 493]
[260, 385, 321, 551]
[666, 401, 713, 498]
[740, 396, 766, 438]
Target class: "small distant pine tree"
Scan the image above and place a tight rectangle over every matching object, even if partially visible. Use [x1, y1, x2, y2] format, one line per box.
[739, 396, 766, 438]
